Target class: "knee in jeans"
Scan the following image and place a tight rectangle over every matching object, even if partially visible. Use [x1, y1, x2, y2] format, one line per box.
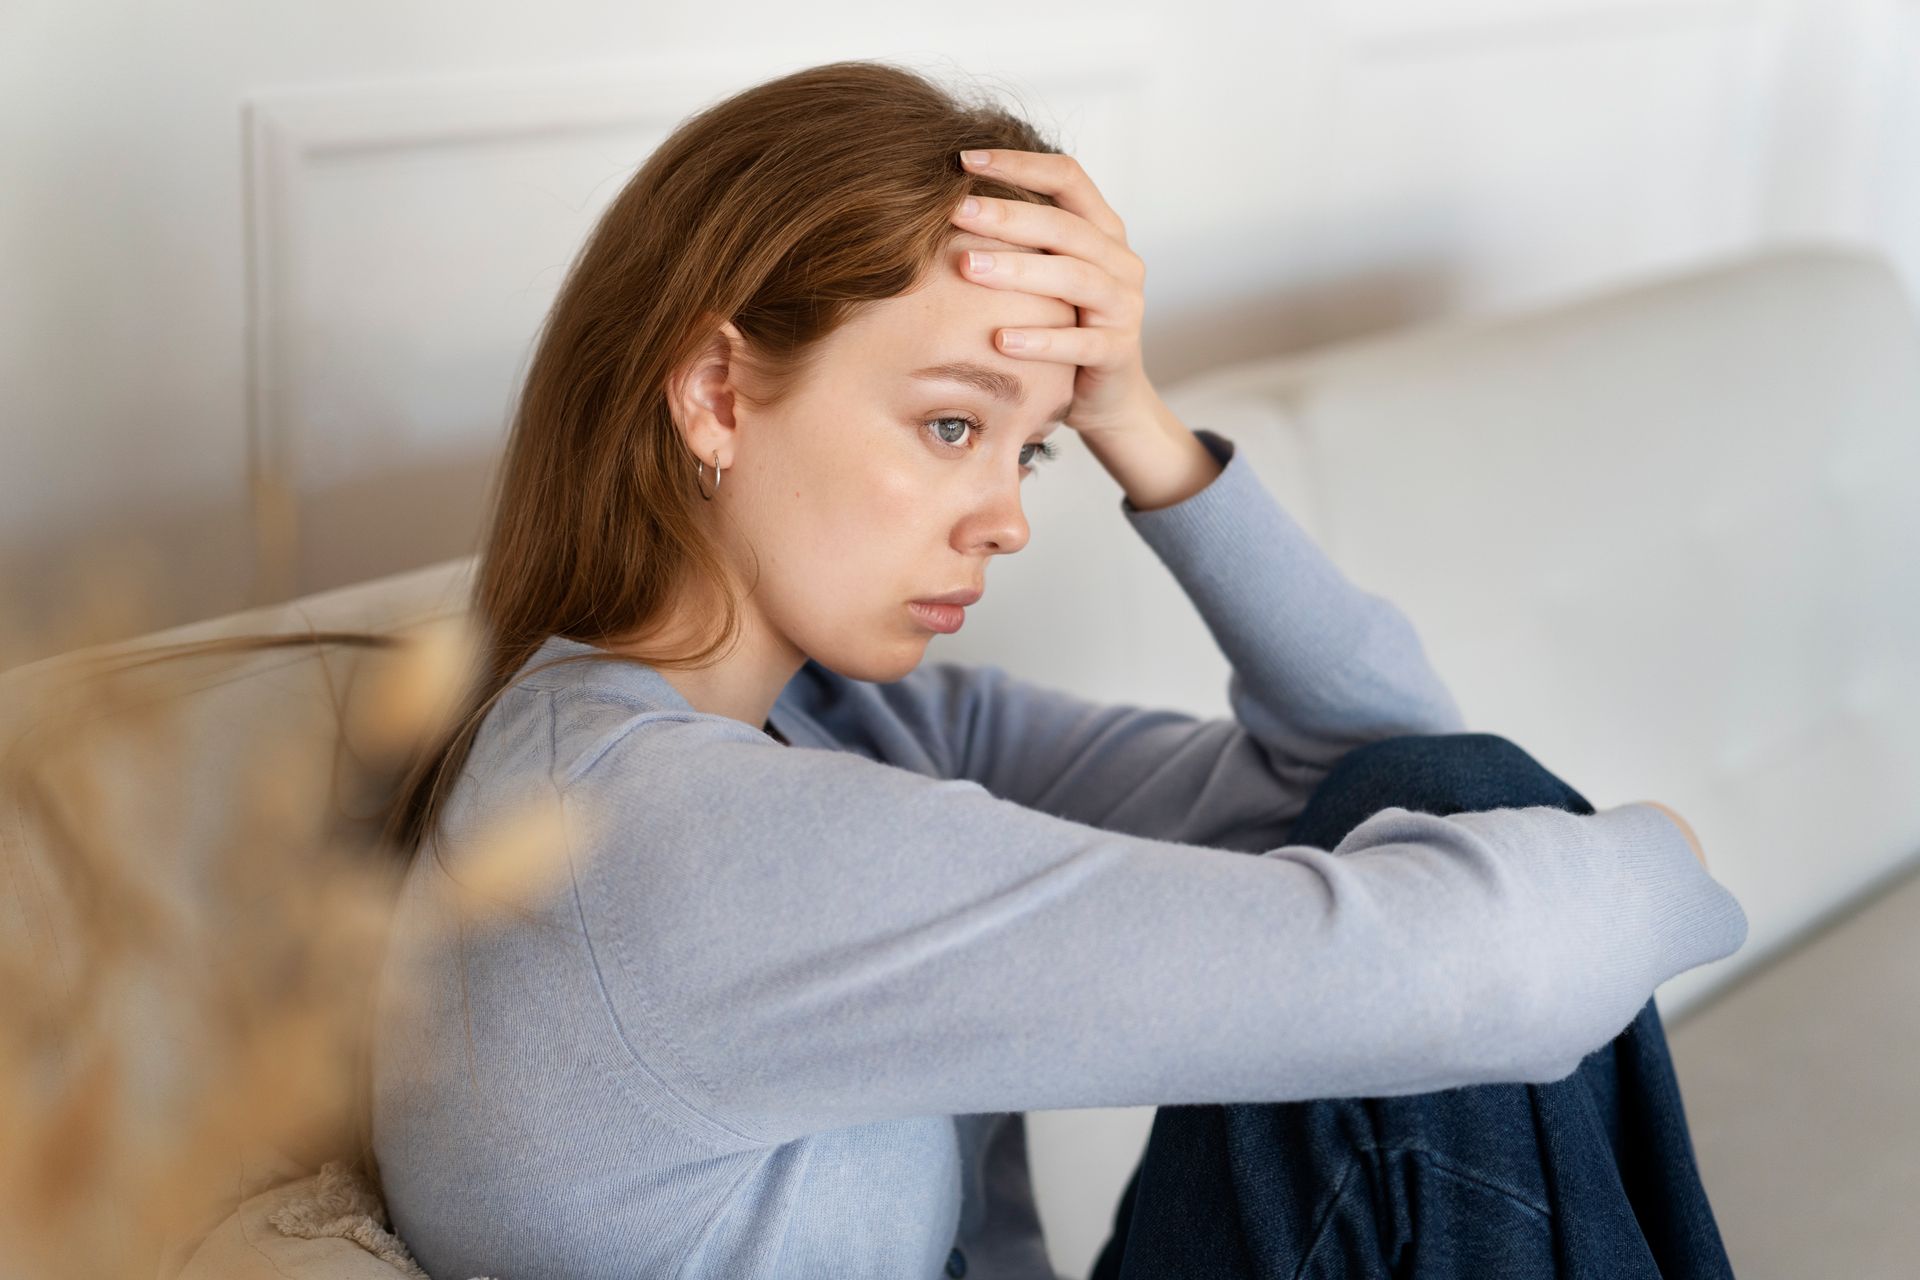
[1327, 731, 1529, 780]
[1313, 732, 1586, 822]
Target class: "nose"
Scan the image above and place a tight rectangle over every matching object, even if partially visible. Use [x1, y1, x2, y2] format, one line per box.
[963, 472, 1032, 556]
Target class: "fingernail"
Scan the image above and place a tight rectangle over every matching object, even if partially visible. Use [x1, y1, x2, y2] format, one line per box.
[958, 197, 979, 217]
[999, 330, 1026, 350]
[962, 150, 991, 168]
[967, 251, 994, 273]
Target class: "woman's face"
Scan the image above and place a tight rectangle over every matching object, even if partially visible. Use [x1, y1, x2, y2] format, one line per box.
[698, 230, 1078, 685]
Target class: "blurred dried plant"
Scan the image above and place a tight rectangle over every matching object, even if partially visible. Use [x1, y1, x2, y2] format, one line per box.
[0, 545, 571, 1279]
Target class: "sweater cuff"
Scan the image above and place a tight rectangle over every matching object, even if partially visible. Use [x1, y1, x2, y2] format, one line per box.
[1118, 425, 1245, 524]
[1589, 801, 1750, 985]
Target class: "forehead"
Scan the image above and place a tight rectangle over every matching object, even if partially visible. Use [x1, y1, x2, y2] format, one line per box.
[840, 231, 1078, 362]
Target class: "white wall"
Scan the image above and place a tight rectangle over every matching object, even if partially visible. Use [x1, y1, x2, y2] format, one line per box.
[5, 0, 1917, 667]
[5, 2, 1918, 1275]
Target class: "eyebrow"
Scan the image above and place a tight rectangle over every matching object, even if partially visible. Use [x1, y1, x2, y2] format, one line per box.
[908, 361, 1075, 426]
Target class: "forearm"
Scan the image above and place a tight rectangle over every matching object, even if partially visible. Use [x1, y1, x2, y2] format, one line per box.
[1082, 388, 1223, 513]
[1118, 416, 1469, 745]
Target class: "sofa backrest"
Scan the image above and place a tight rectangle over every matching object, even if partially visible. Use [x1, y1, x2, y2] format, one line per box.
[1153, 242, 1920, 1019]
[1, 555, 478, 1020]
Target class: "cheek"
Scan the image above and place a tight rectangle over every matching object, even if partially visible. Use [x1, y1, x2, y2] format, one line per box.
[760, 441, 910, 545]
[773, 447, 932, 582]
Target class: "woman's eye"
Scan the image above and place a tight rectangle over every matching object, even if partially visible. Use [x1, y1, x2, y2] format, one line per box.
[1021, 439, 1061, 471]
[923, 415, 1060, 475]
[926, 415, 977, 449]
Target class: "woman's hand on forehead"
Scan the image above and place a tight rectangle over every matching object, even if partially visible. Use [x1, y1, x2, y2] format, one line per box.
[948, 149, 1162, 441]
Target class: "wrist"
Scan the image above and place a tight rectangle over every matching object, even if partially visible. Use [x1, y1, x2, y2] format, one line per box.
[1084, 391, 1221, 512]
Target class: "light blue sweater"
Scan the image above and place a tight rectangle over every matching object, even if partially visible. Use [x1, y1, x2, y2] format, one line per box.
[370, 427, 1749, 1280]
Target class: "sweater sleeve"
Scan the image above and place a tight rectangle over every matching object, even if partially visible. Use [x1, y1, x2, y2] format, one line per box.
[558, 710, 1749, 1147]
[849, 426, 1468, 851]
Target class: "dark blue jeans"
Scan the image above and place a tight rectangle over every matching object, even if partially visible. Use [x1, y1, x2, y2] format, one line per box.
[1086, 733, 1734, 1280]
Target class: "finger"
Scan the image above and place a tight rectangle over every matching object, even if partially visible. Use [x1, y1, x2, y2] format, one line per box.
[958, 246, 1138, 323]
[951, 194, 1143, 287]
[961, 149, 1126, 244]
[991, 323, 1118, 368]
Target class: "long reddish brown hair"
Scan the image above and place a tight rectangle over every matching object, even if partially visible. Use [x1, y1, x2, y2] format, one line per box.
[385, 58, 1064, 868]
[7, 59, 1070, 1213]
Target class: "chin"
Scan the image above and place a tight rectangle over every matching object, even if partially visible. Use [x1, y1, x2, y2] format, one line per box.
[812, 634, 930, 685]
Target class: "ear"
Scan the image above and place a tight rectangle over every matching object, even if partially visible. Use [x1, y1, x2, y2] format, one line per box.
[667, 318, 749, 466]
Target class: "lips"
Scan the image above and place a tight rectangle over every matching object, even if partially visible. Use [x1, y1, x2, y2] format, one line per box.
[912, 587, 984, 606]
[907, 600, 968, 634]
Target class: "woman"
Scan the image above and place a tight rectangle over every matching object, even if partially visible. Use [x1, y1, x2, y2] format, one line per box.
[366, 60, 1748, 1279]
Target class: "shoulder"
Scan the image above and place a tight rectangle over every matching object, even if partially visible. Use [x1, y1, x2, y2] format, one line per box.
[522, 652, 1032, 813]
[505, 647, 766, 789]
[551, 695, 760, 794]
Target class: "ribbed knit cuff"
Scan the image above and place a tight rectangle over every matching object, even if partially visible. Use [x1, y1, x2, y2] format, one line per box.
[1117, 425, 1240, 519]
[1587, 801, 1751, 986]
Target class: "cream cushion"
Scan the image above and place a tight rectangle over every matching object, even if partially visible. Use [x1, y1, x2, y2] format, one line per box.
[163, 1149, 493, 1280]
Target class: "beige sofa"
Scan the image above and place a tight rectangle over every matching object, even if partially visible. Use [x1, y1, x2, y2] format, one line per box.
[3, 243, 1915, 1279]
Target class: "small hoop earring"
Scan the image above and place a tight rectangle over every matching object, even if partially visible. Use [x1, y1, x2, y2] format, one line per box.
[695, 449, 722, 501]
